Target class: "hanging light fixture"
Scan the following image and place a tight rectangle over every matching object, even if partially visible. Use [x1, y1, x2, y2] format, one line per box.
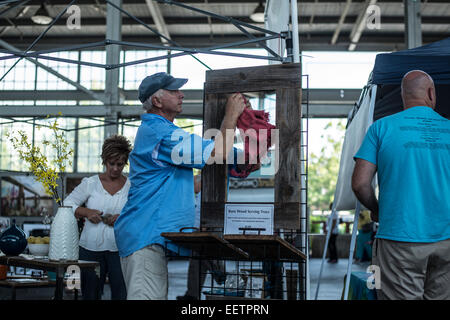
[31, 3, 52, 25]
[250, 1, 265, 23]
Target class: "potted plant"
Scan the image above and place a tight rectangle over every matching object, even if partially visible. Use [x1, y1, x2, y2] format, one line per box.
[6, 114, 79, 261]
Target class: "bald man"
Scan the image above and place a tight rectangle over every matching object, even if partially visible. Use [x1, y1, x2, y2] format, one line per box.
[352, 70, 450, 300]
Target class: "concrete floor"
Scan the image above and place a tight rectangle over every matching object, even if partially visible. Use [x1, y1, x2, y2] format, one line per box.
[165, 257, 370, 300]
[308, 258, 371, 300]
[166, 258, 371, 300]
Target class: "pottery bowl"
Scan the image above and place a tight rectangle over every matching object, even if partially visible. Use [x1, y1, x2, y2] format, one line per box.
[28, 243, 49, 256]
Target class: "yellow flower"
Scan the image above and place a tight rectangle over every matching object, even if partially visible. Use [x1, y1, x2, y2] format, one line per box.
[7, 114, 73, 206]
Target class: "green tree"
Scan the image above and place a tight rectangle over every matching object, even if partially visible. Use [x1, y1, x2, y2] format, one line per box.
[174, 118, 201, 175]
[174, 118, 195, 134]
[307, 120, 345, 211]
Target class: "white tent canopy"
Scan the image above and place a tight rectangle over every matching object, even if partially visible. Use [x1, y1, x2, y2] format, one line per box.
[334, 84, 377, 211]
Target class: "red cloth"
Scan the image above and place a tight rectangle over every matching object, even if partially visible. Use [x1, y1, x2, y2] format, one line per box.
[230, 108, 276, 178]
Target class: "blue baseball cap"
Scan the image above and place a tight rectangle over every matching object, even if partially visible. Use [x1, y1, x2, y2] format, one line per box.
[138, 72, 188, 103]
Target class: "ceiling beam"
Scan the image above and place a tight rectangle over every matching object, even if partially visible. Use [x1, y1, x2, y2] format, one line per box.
[348, 0, 377, 51]
[145, 0, 171, 45]
[104, 0, 122, 138]
[25, 0, 266, 4]
[0, 105, 204, 118]
[0, 88, 360, 102]
[0, 39, 108, 104]
[331, 0, 352, 45]
[19, 0, 450, 4]
[0, 89, 204, 101]
[0, 3, 30, 37]
[0, 88, 361, 118]
[2, 15, 450, 27]
[0, 103, 355, 118]
[404, 0, 422, 49]
[303, 104, 353, 118]
[1, 33, 448, 52]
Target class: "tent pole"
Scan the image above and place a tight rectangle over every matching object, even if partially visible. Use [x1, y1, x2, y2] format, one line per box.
[290, 0, 300, 63]
[343, 84, 377, 300]
[343, 201, 361, 300]
[314, 206, 337, 299]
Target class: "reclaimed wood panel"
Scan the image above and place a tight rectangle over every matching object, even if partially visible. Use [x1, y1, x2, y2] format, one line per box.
[274, 86, 302, 230]
[205, 63, 301, 94]
[223, 235, 306, 260]
[202, 63, 302, 231]
[202, 93, 228, 207]
[161, 232, 249, 259]
[0, 256, 98, 272]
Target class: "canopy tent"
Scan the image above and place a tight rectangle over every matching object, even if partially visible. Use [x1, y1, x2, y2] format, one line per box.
[335, 36, 450, 211]
[315, 37, 450, 300]
[372, 37, 450, 85]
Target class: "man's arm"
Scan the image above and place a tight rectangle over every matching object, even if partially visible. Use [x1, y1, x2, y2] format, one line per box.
[156, 94, 244, 169]
[210, 93, 246, 162]
[351, 158, 379, 222]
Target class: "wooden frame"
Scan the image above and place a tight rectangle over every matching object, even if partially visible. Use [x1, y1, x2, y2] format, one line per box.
[223, 234, 307, 260]
[160, 231, 249, 259]
[201, 63, 302, 231]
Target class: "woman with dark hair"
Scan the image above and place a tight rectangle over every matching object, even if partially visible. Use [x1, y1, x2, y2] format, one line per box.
[64, 135, 132, 300]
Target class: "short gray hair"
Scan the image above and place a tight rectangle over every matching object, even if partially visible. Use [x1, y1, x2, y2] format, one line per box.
[142, 89, 165, 111]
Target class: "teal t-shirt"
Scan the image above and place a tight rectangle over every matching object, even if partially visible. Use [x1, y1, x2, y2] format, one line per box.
[354, 106, 450, 243]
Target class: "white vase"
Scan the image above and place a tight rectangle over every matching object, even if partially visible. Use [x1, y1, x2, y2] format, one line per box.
[48, 206, 79, 261]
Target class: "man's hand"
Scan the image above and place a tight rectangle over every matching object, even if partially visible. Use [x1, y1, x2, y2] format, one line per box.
[243, 95, 253, 110]
[210, 93, 247, 163]
[225, 93, 246, 120]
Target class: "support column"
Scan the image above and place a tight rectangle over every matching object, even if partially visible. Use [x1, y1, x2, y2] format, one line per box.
[290, 0, 300, 64]
[104, 0, 122, 139]
[404, 0, 422, 49]
[73, 118, 79, 173]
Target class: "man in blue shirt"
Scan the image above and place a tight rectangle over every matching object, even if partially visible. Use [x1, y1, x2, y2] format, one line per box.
[352, 70, 450, 300]
[114, 72, 247, 300]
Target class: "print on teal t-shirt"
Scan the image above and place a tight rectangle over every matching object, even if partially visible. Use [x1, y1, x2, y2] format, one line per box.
[354, 106, 450, 243]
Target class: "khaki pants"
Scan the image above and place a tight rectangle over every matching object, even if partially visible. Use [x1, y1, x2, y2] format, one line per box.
[120, 244, 168, 300]
[372, 238, 450, 300]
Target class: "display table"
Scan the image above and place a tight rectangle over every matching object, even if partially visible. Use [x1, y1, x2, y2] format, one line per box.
[162, 232, 307, 300]
[161, 231, 250, 259]
[0, 277, 56, 300]
[223, 235, 306, 261]
[0, 255, 100, 300]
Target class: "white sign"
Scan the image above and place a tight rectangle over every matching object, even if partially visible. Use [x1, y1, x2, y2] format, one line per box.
[224, 204, 274, 235]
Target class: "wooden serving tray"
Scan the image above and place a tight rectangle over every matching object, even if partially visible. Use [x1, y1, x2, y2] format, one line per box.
[161, 232, 249, 259]
[223, 235, 307, 261]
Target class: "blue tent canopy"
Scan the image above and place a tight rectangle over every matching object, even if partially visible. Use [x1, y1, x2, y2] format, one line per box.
[369, 37, 450, 120]
[372, 37, 450, 85]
